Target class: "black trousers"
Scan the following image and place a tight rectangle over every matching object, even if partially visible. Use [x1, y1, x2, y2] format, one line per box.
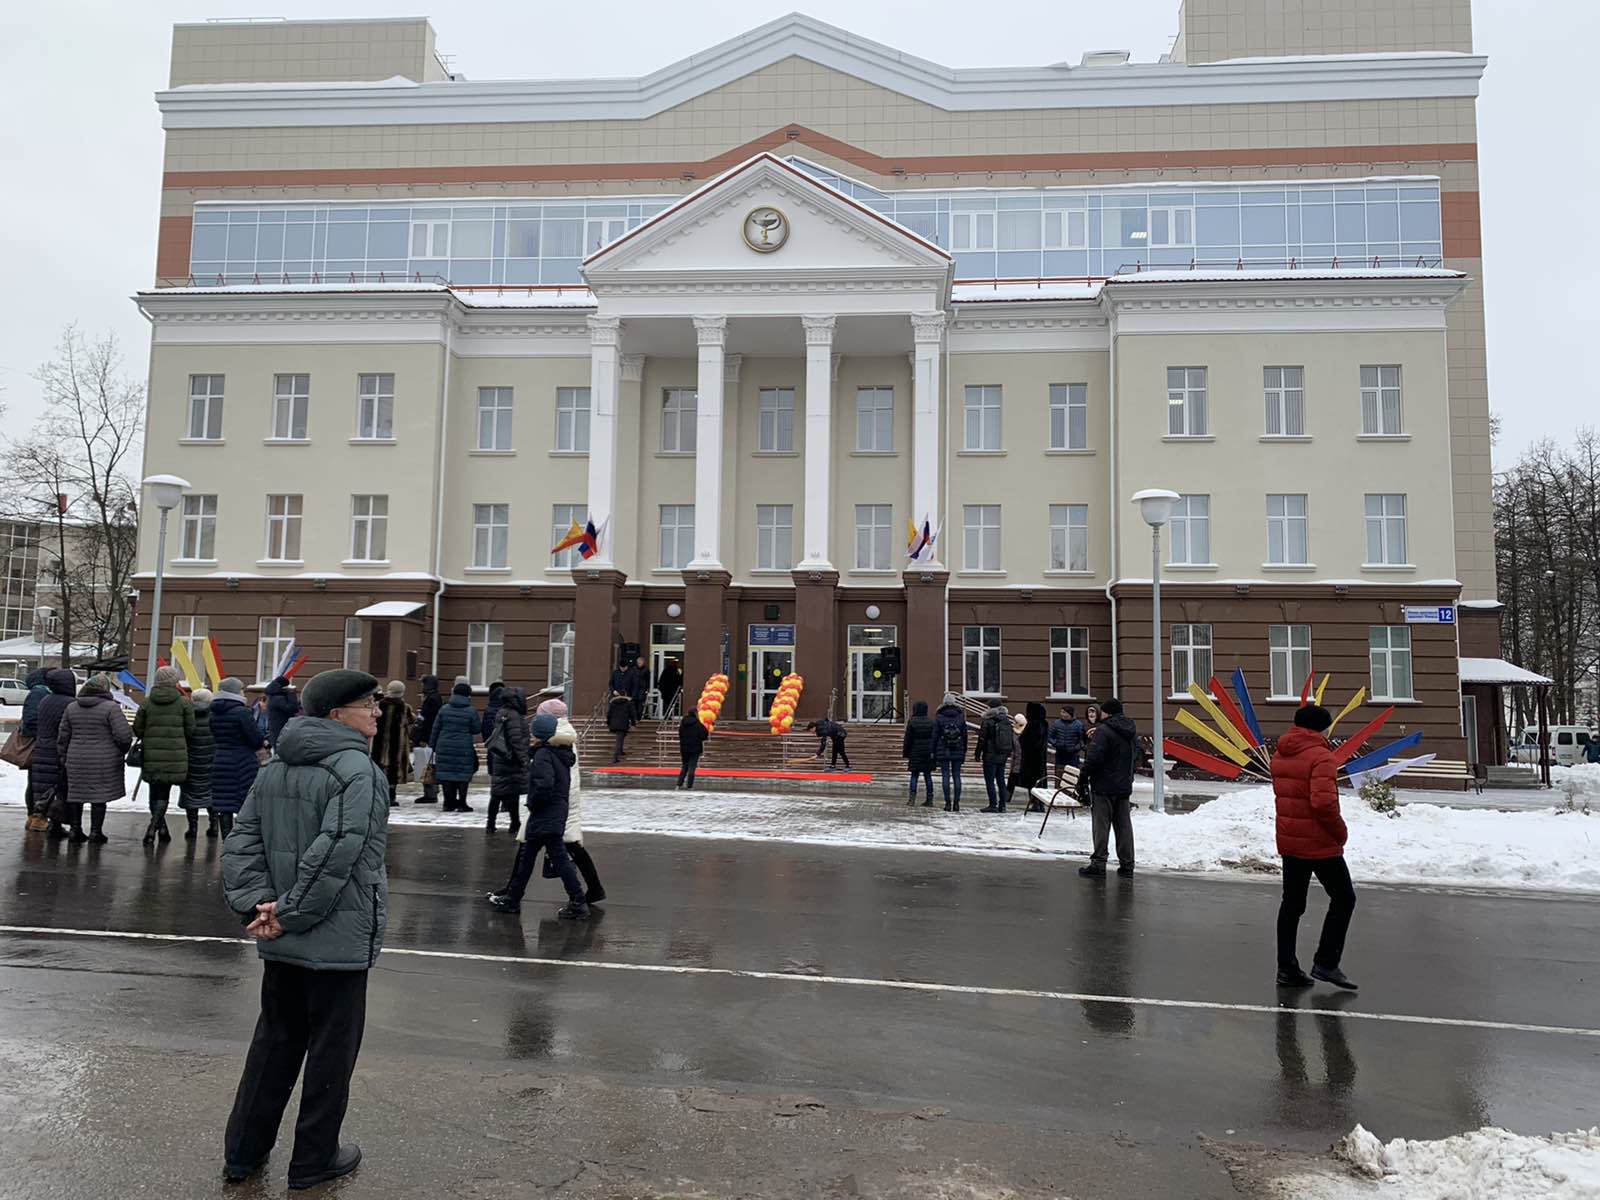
[567, 842, 603, 897]
[1089, 792, 1135, 869]
[678, 752, 701, 788]
[1054, 750, 1080, 777]
[486, 789, 521, 830]
[612, 730, 628, 762]
[148, 780, 175, 823]
[502, 833, 584, 904]
[224, 962, 368, 1176]
[826, 737, 850, 769]
[1278, 854, 1356, 972]
[441, 781, 470, 810]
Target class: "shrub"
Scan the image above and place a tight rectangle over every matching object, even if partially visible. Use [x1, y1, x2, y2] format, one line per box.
[1359, 777, 1399, 818]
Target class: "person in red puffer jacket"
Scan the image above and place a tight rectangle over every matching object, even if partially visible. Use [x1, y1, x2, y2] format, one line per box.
[1271, 704, 1359, 992]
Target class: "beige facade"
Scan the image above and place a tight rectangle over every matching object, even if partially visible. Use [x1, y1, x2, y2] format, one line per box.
[1175, 0, 1474, 63]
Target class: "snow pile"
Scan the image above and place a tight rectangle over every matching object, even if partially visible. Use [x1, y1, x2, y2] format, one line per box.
[1331, 1124, 1600, 1198]
[1551, 764, 1600, 811]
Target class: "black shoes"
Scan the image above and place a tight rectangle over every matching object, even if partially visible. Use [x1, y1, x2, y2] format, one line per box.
[1116, 865, 1135, 878]
[980, 805, 998, 813]
[486, 892, 520, 914]
[1078, 865, 1106, 877]
[1311, 964, 1359, 991]
[223, 1154, 269, 1184]
[88, 833, 108, 845]
[558, 902, 590, 921]
[143, 827, 157, 846]
[1276, 966, 1315, 988]
[206, 818, 220, 838]
[157, 824, 171, 843]
[288, 1144, 361, 1191]
[68, 829, 88, 844]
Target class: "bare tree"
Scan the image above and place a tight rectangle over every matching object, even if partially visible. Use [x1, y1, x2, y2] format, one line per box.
[0, 327, 143, 664]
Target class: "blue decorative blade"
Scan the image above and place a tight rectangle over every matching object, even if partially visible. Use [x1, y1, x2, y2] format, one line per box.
[1342, 731, 1424, 778]
[1230, 667, 1265, 745]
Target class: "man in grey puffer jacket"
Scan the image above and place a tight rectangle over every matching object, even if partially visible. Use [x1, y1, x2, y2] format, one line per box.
[221, 669, 388, 1191]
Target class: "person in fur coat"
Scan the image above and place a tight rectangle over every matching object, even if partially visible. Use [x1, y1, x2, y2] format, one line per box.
[369, 681, 414, 803]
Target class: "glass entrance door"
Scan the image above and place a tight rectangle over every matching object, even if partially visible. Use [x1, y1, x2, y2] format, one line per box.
[847, 624, 898, 721]
[649, 623, 686, 718]
[1462, 695, 1479, 766]
[749, 647, 794, 718]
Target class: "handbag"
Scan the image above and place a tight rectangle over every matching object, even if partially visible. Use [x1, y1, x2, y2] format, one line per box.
[125, 739, 144, 769]
[0, 728, 35, 769]
[37, 785, 67, 825]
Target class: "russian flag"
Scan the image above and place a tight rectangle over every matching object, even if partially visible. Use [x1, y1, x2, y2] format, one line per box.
[906, 517, 935, 561]
[578, 519, 600, 560]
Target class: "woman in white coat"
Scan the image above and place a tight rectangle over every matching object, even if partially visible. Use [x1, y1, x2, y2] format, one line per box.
[536, 697, 606, 905]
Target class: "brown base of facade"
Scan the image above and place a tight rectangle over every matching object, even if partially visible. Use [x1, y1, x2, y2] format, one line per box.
[132, 575, 1472, 767]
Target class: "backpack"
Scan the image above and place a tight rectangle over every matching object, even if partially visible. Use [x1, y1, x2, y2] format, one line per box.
[987, 717, 1014, 757]
[941, 722, 963, 752]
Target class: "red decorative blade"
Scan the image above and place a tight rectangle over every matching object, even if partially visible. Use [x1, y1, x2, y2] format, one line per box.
[1208, 677, 1261, 749]
[1164, 738, 1246, 781]
[1331, 706, 1397, 765]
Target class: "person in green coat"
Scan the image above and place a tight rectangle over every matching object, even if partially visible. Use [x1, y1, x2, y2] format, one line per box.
[220, 669, 388, 1191]
[132, 665, 196, 846]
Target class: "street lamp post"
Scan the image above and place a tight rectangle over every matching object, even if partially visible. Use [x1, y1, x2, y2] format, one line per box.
[1132, 489, 1181, 815]
[142, 474, 190, 690]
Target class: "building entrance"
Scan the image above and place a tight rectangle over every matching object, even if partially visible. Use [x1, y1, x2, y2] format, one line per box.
[847, 624, 898, 722]
[748, 623, 796, 718]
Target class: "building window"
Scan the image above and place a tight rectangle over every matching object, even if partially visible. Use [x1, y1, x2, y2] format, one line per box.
[963, 625, 1002, 696]
[555, 387, 590, 453]
[476, 386, 513, 451]
[585, 215, 626, 252]
[349, 494, 388, 561]
[1264, 366, 1305, 437]
[1266, 494, 1309, 565]
[659, 504, 694, 569]
[466, 622, 504, 689]
[962, 504, 1002, 572]
[187, 374, 224, 440]
[755, 504, 793, 571]
[1370, 626, 1414, 701]
[172, 614, 209, 665]
[855, 387, 894, 452]
[1360, 365, 1403, 435]
[1048, 504, 1089, 572]
[0, 523, 40, 641]
[263, 494, 303, 561]
[410, 219, 448, 257]
[854, 504, 892, 571]
[471, 503, 509, 569]
[549, 503, 587, 568]
[256, 617, 295, 685]
[548, 622, 575, 690]
[343, 617, 363, 671]
[179, 494, 217, 560]
[1050, 627, 1090, 697]
[1043, 208, 1088, 250]
[270, 373, 308, 440]
[1169, 495, 1211, 565]
[1166, 367, 1208, 437]
[1149, 205, 1194, 247]
[1269, 624, 1313, 699]
[951, 211, 995, 252]
[1364, 493, 1409, 565]
[1171, 624, 1213, 696]
[758, 388, 795, 453]
[661, 388, 697, 453]
[356, 373, 395, 440]
[963, 385, 1002, 451]
[1049, 383, 1088, 450]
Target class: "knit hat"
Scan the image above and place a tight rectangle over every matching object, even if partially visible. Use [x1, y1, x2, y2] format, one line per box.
[942, 692, 961, 707]
[154, 665, 183, 688]
[302, 669, 380, 718]
[386, 680, 406, 698]
[192, 688, 213, 704]
[1101, 698, 1124, 716]
[1294, 704, 1333, 732]
[452, 681, 472, 698]
[530, 713, 558, 742]
[1012, 712, 1027, 732]
[453, 675, 470, 689]
[219, 677, 245, 696]
[536, 697, 568, 718]
[81, 673, 113, 697]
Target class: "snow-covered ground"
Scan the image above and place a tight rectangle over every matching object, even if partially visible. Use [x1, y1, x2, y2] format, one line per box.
[6, 761, 1596, 892]
[1277, 1124, 1600, 1199]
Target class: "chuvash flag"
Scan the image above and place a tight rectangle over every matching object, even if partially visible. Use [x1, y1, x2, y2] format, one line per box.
[906, 516, 937, 561]
[552, 517, 603, 560]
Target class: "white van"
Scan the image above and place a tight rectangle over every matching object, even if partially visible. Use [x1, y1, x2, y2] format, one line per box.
[1511, 726, 1595, 767]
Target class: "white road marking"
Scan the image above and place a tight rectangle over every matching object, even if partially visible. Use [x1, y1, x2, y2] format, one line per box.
[3, 924, 1596, 1040]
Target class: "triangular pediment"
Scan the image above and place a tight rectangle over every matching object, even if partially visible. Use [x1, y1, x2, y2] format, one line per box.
[582, 153, 950, 284]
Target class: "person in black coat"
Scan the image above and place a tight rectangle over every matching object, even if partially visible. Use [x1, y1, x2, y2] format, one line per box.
[264, 676, 301, 746]
[1017, 701, 1049, 811]
[606, 691, 634, 763]
[487, 714, 588, 919]
[976, 704, 1015, 813]
[657, 659, 683, 717]
[32, 668, 78, 840]
[805, 718, 850, 769]
[608, 660, 636, 701]
[902, 700, 937, 806]
[1048, 705, 1086, 775]
[627, 655, 649, 721]
[1080, 698, 1138, 878]
[210, 678, 266, 836]
[932, 693, 968, 812]
[412, 675, 442, 804]
[480, 681, 505, 742]
[677, 712, 709, 789]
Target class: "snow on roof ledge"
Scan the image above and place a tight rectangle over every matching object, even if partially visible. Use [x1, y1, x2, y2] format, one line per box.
[1106, 267, 1465, 284]
[353, 600, 427, 619]
[1459, 657, 1552, 686]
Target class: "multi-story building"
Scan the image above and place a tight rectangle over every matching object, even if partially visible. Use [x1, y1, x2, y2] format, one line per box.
[134, 3, 1499, 762]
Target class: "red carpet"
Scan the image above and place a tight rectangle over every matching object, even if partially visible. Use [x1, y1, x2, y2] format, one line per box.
[593, 765, 875, 783]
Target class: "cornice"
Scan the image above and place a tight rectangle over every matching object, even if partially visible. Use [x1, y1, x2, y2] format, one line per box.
[155, 14, 1488, 131]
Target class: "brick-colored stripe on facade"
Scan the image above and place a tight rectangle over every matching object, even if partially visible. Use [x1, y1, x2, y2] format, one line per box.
[1439, 190, 1482, 258]
[156, 215, 194, 280]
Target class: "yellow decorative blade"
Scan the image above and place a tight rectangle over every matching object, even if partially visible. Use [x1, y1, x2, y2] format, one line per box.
[1175, 708, 1252, 766]
[1329, 687, 1366, 733]
[1188, 683, 1253, 753]
[1315, 674, 1331, 706]
[168, 640, 203, 690]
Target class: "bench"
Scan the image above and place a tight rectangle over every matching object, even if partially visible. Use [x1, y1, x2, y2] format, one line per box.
[1031, 765, 1085, 836]
[1394, 759, 1476, 793]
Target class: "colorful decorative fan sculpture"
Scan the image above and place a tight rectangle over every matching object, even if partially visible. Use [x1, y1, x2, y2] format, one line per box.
[1162, 667, 1432, 785]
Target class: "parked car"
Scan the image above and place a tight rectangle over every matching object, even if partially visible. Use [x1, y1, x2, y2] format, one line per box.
[0, 677, 28, 706]
[1510, 726, 1595, 767]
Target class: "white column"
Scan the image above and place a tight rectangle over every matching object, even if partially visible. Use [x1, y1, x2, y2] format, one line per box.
[799, 314, 836, 568]
[909, 311, 946, 566]
[584, 315, 622, 567]
[692, 315, 727, 570]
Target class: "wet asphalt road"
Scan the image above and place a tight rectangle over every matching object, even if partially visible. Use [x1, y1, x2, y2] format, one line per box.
[2, 809, 1598, 1198]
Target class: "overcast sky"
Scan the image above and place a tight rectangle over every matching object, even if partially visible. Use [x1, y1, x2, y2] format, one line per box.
[0, 1, 1592, 467]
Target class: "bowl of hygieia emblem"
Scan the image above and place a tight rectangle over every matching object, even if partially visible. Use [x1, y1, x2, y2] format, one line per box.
[744, 207, 787, 251]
